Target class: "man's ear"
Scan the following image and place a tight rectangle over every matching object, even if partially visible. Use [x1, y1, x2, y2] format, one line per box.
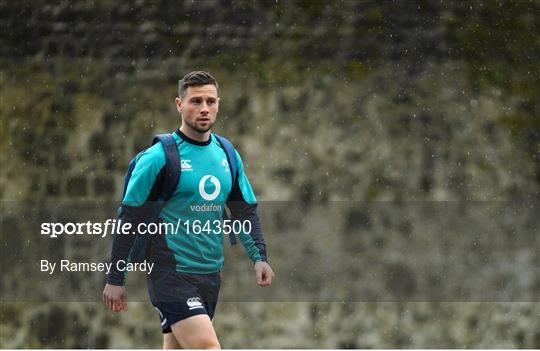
[175, 97, 182, 113]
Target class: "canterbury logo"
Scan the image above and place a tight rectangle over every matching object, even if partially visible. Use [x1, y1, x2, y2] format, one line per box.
[181, 160, 192, 171]
[222, 158, 229, 172]
[199, 175, 221, 201]
[187, 297, 203, 310]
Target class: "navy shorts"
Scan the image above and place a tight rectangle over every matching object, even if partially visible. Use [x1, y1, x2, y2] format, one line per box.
[147, 270, 221, 333]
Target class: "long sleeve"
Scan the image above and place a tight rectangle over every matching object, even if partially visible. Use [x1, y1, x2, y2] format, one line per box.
[107, 144, 166, 285]
[226, 150, 267, 263]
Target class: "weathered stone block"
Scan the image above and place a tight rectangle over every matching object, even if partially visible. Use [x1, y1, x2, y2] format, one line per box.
[94, 176, 114, 196]
[67, 176, 86, 196]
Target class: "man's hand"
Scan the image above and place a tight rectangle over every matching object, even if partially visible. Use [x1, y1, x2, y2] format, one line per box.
[102, 283, 128, 312]
[254, 261, 275, 287]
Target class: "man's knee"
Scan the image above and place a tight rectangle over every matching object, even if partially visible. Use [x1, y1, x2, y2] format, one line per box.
[163, 333, 182, 349]
[191, 338, 220, 349]
[170, 314, 220, 349]
[179, 333, 220, 349]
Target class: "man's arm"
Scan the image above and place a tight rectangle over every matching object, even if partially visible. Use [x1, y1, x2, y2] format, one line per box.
[107, 202, 159, 285]
[103, 144, 166, 311]
[227, 150, 274, 286]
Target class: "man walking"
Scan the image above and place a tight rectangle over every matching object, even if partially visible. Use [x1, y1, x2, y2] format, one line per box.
[103, 71, 274, 349]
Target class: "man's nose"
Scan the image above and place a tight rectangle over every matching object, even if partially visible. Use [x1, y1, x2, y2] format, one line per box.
[200, 102, 209, 114]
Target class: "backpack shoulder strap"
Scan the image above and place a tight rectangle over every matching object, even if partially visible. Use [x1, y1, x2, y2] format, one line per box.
[118, 133, 180, 264]
[214, 133, 238, 188]
[152, 133, 181, 202]
[214, 133, 240, 246]
[121, 155, 139, 200]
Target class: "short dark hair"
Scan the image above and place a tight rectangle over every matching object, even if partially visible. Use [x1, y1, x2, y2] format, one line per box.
[178, 71, 219, 99]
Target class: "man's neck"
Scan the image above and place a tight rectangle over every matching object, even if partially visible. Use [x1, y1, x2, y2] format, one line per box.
[179, 125, 211, 142]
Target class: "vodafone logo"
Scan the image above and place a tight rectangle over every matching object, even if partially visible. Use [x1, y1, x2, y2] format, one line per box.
[199, 175, 221, 201]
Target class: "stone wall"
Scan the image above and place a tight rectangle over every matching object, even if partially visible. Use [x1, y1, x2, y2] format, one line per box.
[1, 1, 539, 348]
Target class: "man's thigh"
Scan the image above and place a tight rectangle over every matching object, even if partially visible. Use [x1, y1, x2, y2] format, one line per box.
[170, 314, 220, 349]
